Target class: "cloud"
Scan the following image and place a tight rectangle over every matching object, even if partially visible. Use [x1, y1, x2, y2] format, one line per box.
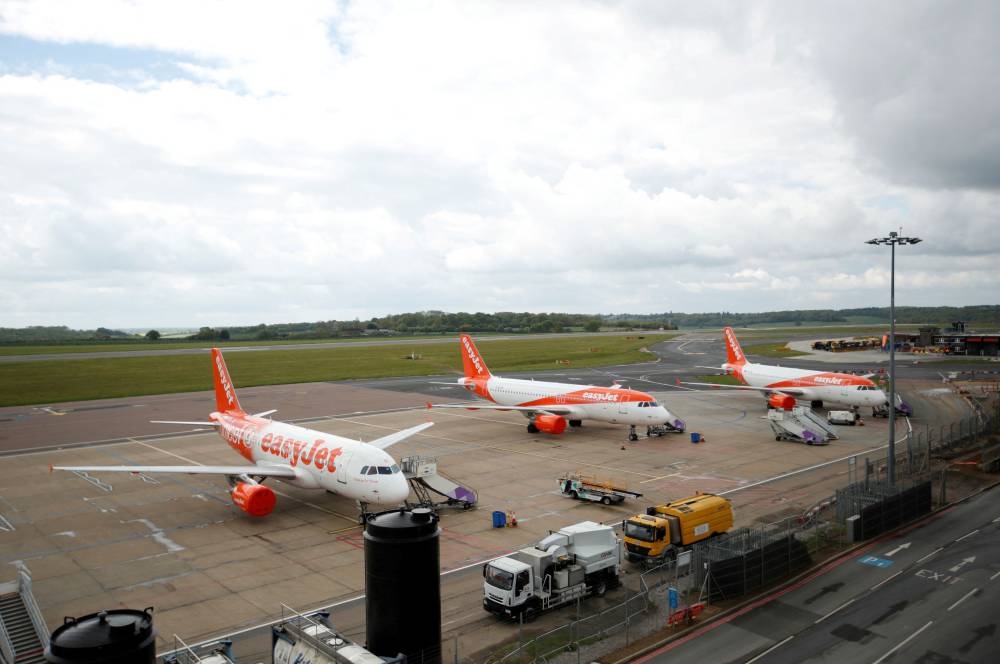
[0, 1, 997, 327]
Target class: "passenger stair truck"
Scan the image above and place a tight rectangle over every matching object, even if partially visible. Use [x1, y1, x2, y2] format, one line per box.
[623, 493, 734, 564]
[483, 521, 621, 621]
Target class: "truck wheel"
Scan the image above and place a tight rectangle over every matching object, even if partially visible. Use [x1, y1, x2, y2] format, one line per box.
[570, 490, 579, 500]
[522, 605, 538, 623]
[592, 579, 607, 597]
[601, 496, 611, 505]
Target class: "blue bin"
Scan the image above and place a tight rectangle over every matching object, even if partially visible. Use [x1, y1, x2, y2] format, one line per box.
[492, 510, 506, 528]
[690, 432, 701, 444]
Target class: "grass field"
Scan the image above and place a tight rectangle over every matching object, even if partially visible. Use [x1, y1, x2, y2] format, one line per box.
[742, 342, 810, 358]
[0, 334, 673, 407]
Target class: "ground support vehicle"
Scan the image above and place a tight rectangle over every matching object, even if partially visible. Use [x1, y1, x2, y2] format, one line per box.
[483, 521, 621, 621]
[766, 408, 831, 445]
[827, 410, 858, 426]
[558, 474, 642, 505]
[645, 422, 685, 437]
[623, 493, 734, 564]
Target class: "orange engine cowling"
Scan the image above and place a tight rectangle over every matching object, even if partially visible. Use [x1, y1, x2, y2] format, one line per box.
[768, 394, 796, 411]
[533, 414, 568, 434]
[231, 482, 276, 517]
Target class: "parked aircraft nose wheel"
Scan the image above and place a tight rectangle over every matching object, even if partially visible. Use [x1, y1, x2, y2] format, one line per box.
[628, 425, 639, 441]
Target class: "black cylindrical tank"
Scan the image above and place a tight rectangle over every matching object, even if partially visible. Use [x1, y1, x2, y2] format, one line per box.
[45, 607, 156, 664]
[364, 507, 441, 663]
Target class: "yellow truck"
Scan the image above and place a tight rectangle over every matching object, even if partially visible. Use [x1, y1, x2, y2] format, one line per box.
[622, 493, 734, 563]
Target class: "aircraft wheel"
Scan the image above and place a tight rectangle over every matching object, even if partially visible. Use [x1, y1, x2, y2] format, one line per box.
[775, 435, 782, 441]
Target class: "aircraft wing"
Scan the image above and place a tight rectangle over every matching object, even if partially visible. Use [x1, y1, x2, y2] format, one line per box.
[151, 420, 220, 427]
[680, 382, 807, 397]
[51, 464, 299, 478]
[428, 402, 577, 416]
[368, 421, 434, 451]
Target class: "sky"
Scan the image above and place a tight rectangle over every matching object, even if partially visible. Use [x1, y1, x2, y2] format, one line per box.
[1, 0, 997, 330]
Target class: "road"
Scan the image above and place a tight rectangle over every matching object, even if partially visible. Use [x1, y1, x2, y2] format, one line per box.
[638, 485, 1000, 663]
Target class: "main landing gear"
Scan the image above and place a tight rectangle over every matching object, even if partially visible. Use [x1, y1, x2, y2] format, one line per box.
[628, 425, 639, 442]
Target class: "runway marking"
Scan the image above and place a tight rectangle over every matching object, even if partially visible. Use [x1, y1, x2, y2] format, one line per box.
[947, 588, 979, 611]
[916, 547, 944, 564]
[0, 514, 14, 532]
[130, 518, 185, 553]
[873, 620, 933, 664]
[814, 598, 855, 623]
[70, 470, 114, 492]
[745, 635, 794, 663]
[870, 570, 904, 590]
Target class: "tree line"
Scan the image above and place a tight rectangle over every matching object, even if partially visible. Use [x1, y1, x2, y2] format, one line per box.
[2, 305, 998, 343]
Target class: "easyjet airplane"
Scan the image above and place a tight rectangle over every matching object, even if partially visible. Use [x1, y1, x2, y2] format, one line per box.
[429, 334, 684, 440]
[52, 348, 432, 516]
[689, 327, 888, 410]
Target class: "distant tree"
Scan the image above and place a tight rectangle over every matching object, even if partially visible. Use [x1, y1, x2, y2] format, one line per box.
[584, 320, 602, 332]
[219, 329, 230, 340]
[145, 330, 161, 341]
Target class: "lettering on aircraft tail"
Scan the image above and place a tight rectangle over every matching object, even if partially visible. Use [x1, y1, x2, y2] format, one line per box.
[216, 354, 236, 407]
[725, 328, 745, 363]
[463, 336, 486, 375]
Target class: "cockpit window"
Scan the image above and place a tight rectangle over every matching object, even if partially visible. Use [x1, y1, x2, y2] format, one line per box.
[377, 466, 391, 474]
[390, 464, 400, 474]
[360, 466, 368, 474]
[650, 401, 660, 407]
[367, 466, 378, 475]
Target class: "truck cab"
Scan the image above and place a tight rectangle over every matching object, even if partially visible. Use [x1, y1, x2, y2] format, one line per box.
[623, 493, 734, 563]
[483, 557, 536, 619]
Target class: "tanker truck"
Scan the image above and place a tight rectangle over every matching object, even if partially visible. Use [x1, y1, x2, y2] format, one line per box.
[482, 521, 621, 621]
[623, 493, 734, 564]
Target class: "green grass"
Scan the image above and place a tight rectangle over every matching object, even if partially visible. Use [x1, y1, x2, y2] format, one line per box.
[0, 334, 674, 406]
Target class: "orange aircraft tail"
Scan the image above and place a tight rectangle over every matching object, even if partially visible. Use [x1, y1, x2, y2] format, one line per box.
[211, 348, 245, 414]
[459, 334, 492, 379]
[723, 327, 747, 366]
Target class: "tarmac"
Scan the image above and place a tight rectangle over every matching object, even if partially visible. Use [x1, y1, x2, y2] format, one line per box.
[0, 335, 991, 661]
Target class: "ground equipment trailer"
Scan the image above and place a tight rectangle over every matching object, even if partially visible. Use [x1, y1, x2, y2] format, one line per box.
[483, 521, 621, 621]
[623, 493, 734, 564]
[558, 474, 642, 505]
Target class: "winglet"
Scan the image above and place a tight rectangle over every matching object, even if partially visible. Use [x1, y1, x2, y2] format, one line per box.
[459, 334, 491, 379]
[211, 348, 245, 414]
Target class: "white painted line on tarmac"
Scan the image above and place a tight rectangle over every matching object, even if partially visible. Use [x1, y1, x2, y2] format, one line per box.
[947, 588, 979, 611]
[916, 547, 944, 564]
[873, 621, 934, 664]
[745, 635, 794, 663]
[955, 529, 979, 542]
[814, 598, 856, 623]
[870, 570, 904, 591]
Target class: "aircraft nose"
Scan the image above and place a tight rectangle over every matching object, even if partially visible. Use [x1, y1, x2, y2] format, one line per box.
[376, 474, 411, 504]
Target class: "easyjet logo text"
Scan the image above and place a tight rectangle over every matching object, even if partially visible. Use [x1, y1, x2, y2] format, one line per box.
[725, 328, 744, 362]
[463, 337, 485, 375]
[216, 354, 236, 406]
[582, 391, 619, 402]
[261, 433, 343, 472]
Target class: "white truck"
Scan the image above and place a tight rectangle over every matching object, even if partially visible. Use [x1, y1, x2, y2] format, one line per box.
[482, 521, 621, 621]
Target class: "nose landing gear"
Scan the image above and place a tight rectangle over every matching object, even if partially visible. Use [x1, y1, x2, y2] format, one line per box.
[628, 425, 639, 442]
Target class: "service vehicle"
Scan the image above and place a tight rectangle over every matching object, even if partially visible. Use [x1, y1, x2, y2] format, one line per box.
[827, 410, 858, 425]
[482, 521, 621, 621]
[558, 474, 642, 505]
[623, 493, 734, 564]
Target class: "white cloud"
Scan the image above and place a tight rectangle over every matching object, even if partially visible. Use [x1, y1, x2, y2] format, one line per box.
[0, 0, 997, 328]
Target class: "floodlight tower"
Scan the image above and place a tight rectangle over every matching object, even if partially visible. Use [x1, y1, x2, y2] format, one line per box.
[866, 230, 922, 486]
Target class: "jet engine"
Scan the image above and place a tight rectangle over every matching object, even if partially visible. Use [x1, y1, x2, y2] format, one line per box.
[531, 414, 568, 434]
[768, 394, 796, 411]
[231, 481, 276, 517]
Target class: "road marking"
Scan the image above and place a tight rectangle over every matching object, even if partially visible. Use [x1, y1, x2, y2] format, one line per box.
[990, 570, 1000, 581]
[873, 620, 933, 664]
[955, 529, 979, 542]
[884, 542, 911, 557]
[0, 514, 13, 532]
[916, 547, 943, 564]
[948, 588, 979, 611]
[745, 635, 794, 663]
[870, 570, 904, 590]
[814, 598, 855, 623]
